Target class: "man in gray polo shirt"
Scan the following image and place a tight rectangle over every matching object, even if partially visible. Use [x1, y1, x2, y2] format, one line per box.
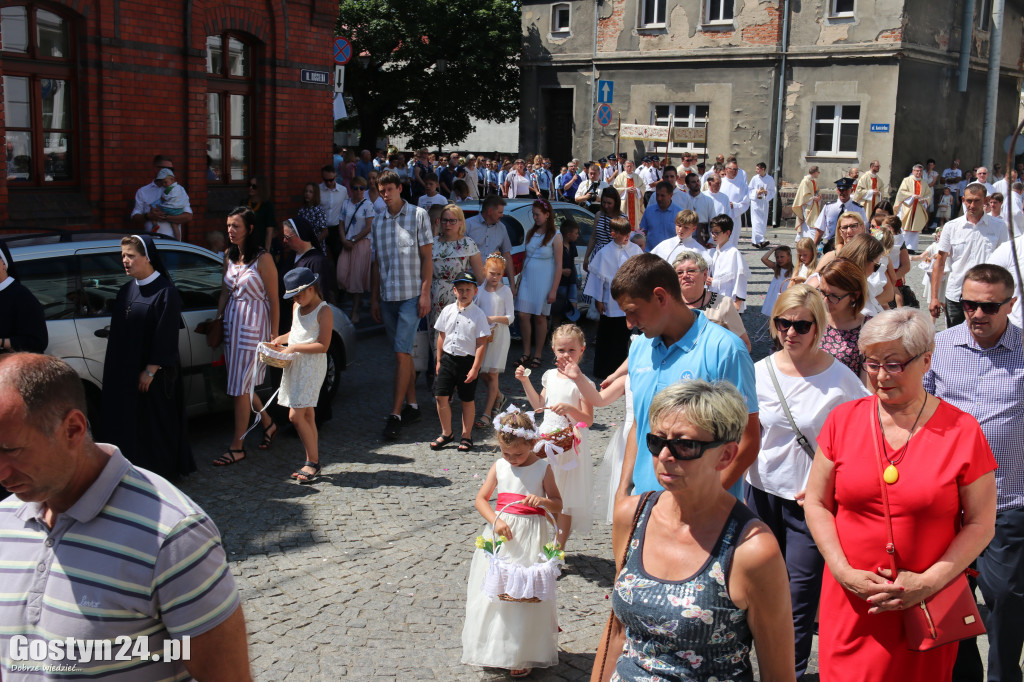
[465, 195, 516, 296]
[0, 354, 251, 681]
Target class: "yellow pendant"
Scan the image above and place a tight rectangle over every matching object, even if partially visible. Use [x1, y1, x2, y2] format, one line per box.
[883, 464, 899, 485]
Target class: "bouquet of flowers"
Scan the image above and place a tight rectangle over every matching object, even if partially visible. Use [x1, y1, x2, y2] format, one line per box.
[475, 534, 507, 555]
[540, 541, 565, 563]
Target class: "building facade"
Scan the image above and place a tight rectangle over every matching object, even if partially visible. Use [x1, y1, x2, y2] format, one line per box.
[0, 0, 337, 237]
[520, 0, 1024, 192]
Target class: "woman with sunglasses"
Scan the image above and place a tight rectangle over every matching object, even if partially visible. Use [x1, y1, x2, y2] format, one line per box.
[598, 380, 795, 682]
[804, 307, 996, 682]
[817, 258, 872, 379]
[747, 284, 869, 678]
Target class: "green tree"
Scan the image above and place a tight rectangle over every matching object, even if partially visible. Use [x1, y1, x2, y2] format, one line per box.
[337, 0, 520, 151]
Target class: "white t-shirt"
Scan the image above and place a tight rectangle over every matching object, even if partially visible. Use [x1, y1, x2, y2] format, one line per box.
[417, 193, 449, 210]
[986, 234, 1024, 328]
[340, 198, 376, 240]
[433, 301, 491, 357]
[747, 355, 870, 499]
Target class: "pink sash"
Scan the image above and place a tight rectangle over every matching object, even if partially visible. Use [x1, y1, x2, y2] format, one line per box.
[496, 493, 545, 516]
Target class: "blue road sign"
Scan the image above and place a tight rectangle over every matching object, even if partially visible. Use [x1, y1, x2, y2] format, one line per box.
[597, 80, 614, 104]
[333, 37, 352, 65]
[869, 123, 890, 133]
[597, 104, 613, 127]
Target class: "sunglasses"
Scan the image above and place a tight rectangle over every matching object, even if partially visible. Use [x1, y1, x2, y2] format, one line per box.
[960, 297, 1012, 315]
[249, 183, 258, 189]
[774, 317, 814, 335]
[351, 186, 366, 191]
[864, 353, 921, 375]
[646, 433, 728, 461]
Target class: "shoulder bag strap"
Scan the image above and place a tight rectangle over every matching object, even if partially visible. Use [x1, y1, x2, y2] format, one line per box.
[766, 355, 815, 458]
[871, 397, 900, 578]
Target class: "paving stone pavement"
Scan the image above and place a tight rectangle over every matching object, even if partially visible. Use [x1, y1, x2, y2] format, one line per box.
[178, 225, 957, 680]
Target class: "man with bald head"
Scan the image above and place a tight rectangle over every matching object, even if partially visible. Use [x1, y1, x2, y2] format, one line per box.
[0, 354, 251, 680]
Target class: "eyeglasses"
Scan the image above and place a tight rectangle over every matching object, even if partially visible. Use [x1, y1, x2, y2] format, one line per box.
[864, 353, 922, 374]
[838, 223, 860, 232]
[440, 218, 460, 225]
[249, 183, 258, 189]
[960, 297, 1013, 315]
[646, 433, 728, 461]
[323, 177, 336, 184]
[773, 317, 815, 335]
[710, 230, 723, 237]
[282, 232, 295, 242]
[818, 290, 851, 305]
[351, 186, 366, 191]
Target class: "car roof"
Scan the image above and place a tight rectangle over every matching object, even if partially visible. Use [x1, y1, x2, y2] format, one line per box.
[7, 236, 218, 261]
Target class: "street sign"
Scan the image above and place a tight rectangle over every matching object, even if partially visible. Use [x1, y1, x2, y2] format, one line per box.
[869, 123, 890, 133]
[597, 80, 614, 104]
[301, 69, 330, 85]
[334, 65, 345, 93]
[597, 104, 613, 127]
[333, 37, 352, 65]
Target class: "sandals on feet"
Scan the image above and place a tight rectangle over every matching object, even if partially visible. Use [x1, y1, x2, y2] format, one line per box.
[510, 669, 532, 679]
[430, 433, 456, 451]
[212, 448, 246, 466]
[528, 356, 542, 369]
[493, 392, 507, 415]
[474, 415, 491, 429]
[293, 461, 321, 484]
[258, 421, 278, 450]
[458, 437, 474, 452]
[517, 354, 531, 367]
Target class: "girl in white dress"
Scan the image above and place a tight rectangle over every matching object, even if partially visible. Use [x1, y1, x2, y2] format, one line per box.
[760, 244, 794, 316]
[462, 408, 563, 678]
[475, 253, 515, 426]
[268, 267, 333, 484]
[708, 214, 750, 313]
[791, 237, 818, 285]
[515, 324, 594, 548]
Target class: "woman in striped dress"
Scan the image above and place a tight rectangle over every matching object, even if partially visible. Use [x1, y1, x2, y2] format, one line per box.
[213, 206, 280, 466]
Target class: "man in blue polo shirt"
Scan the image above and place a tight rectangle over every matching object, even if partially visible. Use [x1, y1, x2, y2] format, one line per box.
[638, 181, 680, 251]
[611, 253, 759, 499]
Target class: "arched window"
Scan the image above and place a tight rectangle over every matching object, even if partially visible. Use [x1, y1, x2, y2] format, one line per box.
[1, 4, 76, 186]
[206, 33, 256, 184]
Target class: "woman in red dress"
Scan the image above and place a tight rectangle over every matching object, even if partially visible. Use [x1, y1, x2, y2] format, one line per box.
[804, 307, 996, 682]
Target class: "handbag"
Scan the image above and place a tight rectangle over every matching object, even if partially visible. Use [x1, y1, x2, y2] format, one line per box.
[590, 491, 655, 682]
[871, 407, 986, 651]
[765, 355, 814, 457]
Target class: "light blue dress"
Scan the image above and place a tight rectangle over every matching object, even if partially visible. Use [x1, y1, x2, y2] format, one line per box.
[515, 231, 558, 315]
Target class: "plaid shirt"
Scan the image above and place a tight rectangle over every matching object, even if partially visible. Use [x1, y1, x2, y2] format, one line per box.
[923, 322, 1024, 511]
[371, 200, 432, 302]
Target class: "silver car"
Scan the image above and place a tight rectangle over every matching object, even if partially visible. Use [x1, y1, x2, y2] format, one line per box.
[6, 235, 356, 421]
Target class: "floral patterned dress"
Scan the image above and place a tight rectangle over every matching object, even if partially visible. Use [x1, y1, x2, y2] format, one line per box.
[612, 492, 757, 682]
[430, 236, 480, 324]
[819, 315, 871, 377]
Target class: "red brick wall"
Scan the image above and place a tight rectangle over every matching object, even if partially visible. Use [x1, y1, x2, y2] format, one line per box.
[0, 0, 336, 243]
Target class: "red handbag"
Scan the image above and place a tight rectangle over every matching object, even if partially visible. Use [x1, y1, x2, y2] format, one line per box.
[872, 405, 986, 651]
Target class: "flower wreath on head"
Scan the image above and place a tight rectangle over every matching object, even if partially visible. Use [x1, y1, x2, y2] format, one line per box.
[492, 404, 568, 459]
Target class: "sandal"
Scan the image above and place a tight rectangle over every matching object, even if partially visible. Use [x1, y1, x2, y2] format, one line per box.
[458, 437, 474, 452]
[258, 421, 278, 450]
[429, 433, 456, 451]
[293, 461, 321, 484]
[516, 354, 531, 367]
[528, 357, 542, 369]
[212, 448, 246, 466]
[510, 669, 532, 679]
[474, 415, 491, 429]
[494, 392, 508, 414]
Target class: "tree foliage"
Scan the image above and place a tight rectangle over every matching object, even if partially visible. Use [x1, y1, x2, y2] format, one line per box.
[337, 0, 521, 150]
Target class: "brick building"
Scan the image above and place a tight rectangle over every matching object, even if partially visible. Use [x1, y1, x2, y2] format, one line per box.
[519, 0, 1024, 194]
[0, 0, 337, 238]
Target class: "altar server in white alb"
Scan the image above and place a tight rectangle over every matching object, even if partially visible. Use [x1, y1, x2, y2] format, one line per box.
[719, 159, 750, 248]
[708, 214, 750, 313]
[748, 162, 777, 248]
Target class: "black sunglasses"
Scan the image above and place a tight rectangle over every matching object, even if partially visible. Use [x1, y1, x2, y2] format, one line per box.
[249, 183, 258, 189]
[960, 297, 1013, 315]
[646, 433, 728, 461]
[773, 317, 814, 335]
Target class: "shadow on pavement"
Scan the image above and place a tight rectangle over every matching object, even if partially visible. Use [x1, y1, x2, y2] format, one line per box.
[318, 470, 452, 489]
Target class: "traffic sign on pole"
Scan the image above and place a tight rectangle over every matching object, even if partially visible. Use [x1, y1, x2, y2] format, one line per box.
[597, 104, 613, 127]
[597, 80, 614, 104]
[335, 65, 345, 93]
[333, 37, 352, 65]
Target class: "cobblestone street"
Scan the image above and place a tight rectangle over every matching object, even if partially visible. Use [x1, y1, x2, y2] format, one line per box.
[178, 227, 950, 680]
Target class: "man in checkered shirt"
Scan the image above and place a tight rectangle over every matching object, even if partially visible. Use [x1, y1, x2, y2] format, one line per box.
[370, 170, 433, 441]
[923, 263, 1024, 682]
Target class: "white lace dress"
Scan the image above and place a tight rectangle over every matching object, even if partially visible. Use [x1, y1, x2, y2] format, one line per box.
[462, 458, 558, 670]
[539, 369, 593, 536]
[279, 301, 327, 408]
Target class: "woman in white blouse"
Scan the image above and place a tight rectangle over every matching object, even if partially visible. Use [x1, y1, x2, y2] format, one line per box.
[746, 283, 869, 679]
[502, 158, 532, 199]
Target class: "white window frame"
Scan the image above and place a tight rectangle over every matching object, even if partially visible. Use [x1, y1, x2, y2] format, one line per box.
[703, 0, 734, 25]
[551, 3, 571, 34]
[829, 0, 855, 19]
[638, 0, 667, 29]
[809, 103, 861, 157]
[647, 103, 710, 154]
[977, 0, 992, 31]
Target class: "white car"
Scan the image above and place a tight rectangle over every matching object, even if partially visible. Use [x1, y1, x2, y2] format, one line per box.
[6, 233, 357, 422]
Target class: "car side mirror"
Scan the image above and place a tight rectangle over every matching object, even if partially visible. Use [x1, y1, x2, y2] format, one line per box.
[94, 326, 110, 338]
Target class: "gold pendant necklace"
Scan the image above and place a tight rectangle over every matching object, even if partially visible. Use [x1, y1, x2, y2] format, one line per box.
[875, 396, 929, 485]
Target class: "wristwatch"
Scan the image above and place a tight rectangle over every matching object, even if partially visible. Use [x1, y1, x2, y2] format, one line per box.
[145, 368, 158, 378]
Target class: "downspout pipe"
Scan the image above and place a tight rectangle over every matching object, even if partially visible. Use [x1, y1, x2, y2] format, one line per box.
[771, 0, 791, 227]
[982, 0, 1004, 168]
[588, 0, 600, 162]
[958, 0, 975, 92]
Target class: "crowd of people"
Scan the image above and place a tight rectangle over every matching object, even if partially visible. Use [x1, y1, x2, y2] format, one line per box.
[0, 144, 1022, 682]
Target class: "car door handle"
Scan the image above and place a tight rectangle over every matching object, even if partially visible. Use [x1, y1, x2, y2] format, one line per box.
[94, 327, 110, 338]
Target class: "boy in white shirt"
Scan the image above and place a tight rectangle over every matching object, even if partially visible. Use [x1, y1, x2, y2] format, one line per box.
[651, 209, 709, 265]
[431, 271, 491, 453]
[417, 173, 449, 210]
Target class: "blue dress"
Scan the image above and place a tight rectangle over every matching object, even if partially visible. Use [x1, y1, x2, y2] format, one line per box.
[515, 231, 558, 316]
[612, 492, 757, 681]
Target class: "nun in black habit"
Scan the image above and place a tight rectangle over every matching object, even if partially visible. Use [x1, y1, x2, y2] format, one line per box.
[99, 234, 196, 478]
[0, 240, 48, 354]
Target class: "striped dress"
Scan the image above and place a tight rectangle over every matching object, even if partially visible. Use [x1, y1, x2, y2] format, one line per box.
[224, 255, 271, 396]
